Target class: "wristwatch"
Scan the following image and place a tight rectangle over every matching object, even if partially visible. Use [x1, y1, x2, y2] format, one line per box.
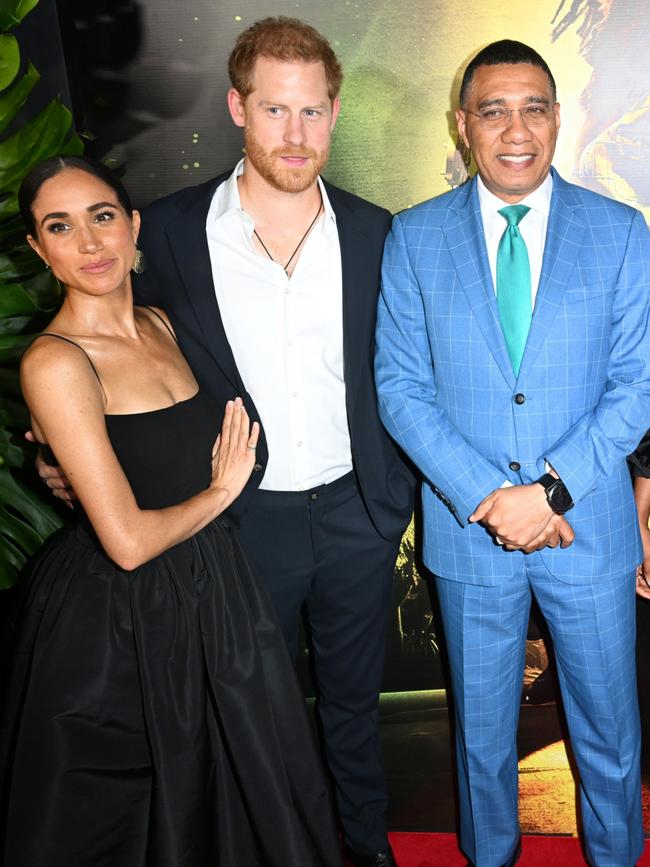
[535, 473, 574, 515]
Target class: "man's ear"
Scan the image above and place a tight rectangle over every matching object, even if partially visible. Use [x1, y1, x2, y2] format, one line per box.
[455, 108, 469, 150]
[330, 96, 341, 131]
[227, 88, 246, 128]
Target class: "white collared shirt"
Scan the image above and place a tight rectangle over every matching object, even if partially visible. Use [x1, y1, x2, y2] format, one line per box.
[206, 159, 352, 491]
[477, 172, 553, 303]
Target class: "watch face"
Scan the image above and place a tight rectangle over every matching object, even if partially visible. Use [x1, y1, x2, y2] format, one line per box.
[547, 480, 573, 514]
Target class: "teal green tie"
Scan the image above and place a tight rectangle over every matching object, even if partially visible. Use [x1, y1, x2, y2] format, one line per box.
[496, 204, 531, 375]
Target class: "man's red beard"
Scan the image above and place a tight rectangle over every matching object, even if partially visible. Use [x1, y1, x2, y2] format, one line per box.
[243, 127, 329, 193]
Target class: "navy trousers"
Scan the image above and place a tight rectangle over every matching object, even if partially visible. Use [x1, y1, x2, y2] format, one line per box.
[238, 472, 399, 855]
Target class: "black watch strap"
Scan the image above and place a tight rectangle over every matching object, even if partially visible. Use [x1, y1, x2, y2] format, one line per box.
[535, 473, 574, 515]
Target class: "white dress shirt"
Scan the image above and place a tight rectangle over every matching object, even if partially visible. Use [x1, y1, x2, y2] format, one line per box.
[477, 172, 553, 304]
[206, 160, 352, 492]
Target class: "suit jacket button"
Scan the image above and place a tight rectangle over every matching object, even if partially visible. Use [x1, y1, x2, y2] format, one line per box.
[514, 393, 526, 405]
[253, 463, 263, 472]
[509, 461, 521, 472]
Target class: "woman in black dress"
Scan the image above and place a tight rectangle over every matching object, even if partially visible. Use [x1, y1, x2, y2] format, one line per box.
[0, 155, 342, 867]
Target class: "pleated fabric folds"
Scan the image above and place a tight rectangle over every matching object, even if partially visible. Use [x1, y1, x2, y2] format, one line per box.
[1, 518, 341, 867]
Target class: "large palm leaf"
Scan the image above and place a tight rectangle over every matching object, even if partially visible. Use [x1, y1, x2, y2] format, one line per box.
[0, 0, 83, 588]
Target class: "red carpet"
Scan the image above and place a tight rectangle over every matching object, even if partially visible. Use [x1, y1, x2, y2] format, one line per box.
[379, 832, 650, 865]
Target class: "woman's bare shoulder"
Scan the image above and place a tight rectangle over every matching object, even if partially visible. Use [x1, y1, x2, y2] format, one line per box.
[21, 333, 103, 405]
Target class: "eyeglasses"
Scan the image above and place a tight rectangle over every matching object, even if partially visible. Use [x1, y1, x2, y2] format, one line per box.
[464, 104, 555, 129]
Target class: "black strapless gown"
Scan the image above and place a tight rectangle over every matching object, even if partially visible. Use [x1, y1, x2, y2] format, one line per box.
[0, 391, 341, 867]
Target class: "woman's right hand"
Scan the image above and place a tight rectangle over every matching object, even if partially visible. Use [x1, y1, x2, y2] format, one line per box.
[209, 398, 260, 507]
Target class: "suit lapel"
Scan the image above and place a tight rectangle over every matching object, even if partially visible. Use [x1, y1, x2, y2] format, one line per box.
[166, 178, 242, 390]
[443, 178, 516, 388]
[326, 184, 367, 402]
[518, 170, 586, 375]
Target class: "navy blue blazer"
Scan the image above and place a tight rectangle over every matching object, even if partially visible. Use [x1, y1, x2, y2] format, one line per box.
[133, 171, 414, 541]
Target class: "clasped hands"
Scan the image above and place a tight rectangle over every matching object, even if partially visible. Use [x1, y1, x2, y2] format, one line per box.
[469, 483, 574, 553]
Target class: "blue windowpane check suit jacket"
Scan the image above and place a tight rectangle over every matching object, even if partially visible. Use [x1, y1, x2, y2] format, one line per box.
[375, 168, 650, 586]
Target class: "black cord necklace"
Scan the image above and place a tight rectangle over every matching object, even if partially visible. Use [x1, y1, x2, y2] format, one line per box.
[253, 197, 323, 275]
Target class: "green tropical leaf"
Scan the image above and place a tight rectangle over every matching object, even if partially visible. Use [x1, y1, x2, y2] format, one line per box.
[0, 106, 83, 220]
[0, 393, 27, 427]
[0, 61, 38, 133]
[0, 0, 39, 31]
[0, 539, 25, 588]
[1, 313, 33, 333]
[0, 33, 18, 89]
[0, 99, 75, 184]
[0, 212, 24, 242]
[0, 247, 44, 280]
[0, 467, 62, 586]
[0, 366, 21, 394]
[0, 275, 58, 317]
[24, 268, 60, 304]
[0, 468, 61, 537]
[0, 426, 23, 466]
[0, 513, 50, 587]
[0, 0, 82, 587]
[0, 331, 32, 363]
[2, 508, 41, 549]
[0, 283, 37, 316]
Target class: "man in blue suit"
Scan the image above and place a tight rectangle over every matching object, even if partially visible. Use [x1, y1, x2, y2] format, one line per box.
[375, 40, 650, 867]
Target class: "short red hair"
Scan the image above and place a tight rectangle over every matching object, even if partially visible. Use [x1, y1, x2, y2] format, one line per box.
[228, 17, 343, 101]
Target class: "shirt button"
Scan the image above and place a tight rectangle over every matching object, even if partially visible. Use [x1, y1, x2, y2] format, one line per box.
[253, 463, 263, 472]
[292, 391, 298, 398]
[514, 393, 526, 405]
[509, 461, 521, 472]
[297, 440, 303, 447]
[287, 340, 293, 347]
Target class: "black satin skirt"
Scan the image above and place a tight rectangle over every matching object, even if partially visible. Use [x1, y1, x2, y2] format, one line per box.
[0, 518, 341, 867]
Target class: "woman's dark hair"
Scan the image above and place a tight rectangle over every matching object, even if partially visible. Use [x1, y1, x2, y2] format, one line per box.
[18, 155, 133, 236]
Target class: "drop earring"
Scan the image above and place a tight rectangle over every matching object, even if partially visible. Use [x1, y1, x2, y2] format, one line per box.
[133, 247, 145, 274]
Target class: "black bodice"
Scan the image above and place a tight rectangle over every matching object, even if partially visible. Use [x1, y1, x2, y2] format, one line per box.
[105, 390, 219, 509]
